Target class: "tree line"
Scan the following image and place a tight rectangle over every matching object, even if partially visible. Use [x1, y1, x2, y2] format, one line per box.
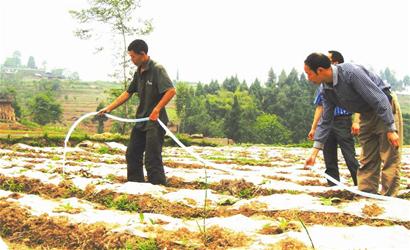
[176, 67, 410, 145]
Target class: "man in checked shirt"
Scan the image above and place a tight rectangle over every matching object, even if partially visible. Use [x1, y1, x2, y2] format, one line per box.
[303, 53, 402, 196]
[308, 51, 359, 186]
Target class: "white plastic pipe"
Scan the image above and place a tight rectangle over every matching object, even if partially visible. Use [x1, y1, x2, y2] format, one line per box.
[62, 112, 409, 204]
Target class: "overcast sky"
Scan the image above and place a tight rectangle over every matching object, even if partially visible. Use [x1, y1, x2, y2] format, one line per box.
[1, 0, 409, 83]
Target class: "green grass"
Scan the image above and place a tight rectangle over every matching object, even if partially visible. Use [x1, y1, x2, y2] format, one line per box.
[237, 188, 255, 199]
[320, 197, 341, 206]
[124, 238, 158, 250]
[105, 174, 117, 182]
[0, 179, 25, 192]
[397, 94, 410, 114]
[278, 217, 289, 232]
[166, 107, 179, 123]
[103, 195, 140, 212]
[97, 146, 110, 154]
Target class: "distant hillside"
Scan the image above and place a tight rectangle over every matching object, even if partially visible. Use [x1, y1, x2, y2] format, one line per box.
[0, 78, 177, 133]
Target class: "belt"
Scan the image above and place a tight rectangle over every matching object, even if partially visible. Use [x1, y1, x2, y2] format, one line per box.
[334, 115, 352, 120]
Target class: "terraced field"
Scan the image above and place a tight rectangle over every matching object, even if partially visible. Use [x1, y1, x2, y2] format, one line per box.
[0, 143, 409, 249]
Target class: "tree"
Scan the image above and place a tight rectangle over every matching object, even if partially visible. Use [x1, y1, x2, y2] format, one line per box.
[3, 51, 22, 68]
[224, 95, 241, 141]
[37, 79, 61, 93]
[266, 67, 276, 88]
[222, 76, 240, 92]
[51, 68, 65, 78]
[28, 92, 62, 125]
[239, 80, 248, 91]
[27, 56, 37, 69]
[106, 87, 138, 134]
[205, 90, 233, 120]
[261, 70, 315, 143]
[0, 89, 21, 119]
[253, 114, 291, 144]
[403, 75, 410, 87]
[196, 83, 205, 96]
[175, 82, 195, 120]
[234, 90, 260, 142]
[380, 68, 402, 90]
[249, 78, 264, 107]
[70, 0, 153, 133]
[205, 80, 220, 94]
[67, 71, 80, 81]
[277, 69, 287, 87]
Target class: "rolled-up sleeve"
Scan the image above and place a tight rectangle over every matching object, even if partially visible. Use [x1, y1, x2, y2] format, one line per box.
[313, 92, 335, 149]
[156, 66, 174, 94]
[351, 69, 396, 132]
[127, 72, 138, 94]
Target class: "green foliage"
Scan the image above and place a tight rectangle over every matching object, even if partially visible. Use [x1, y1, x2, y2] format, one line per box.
[70, 0, 154, 132]
[27, 56, 37, 69]
[222, 76, 240, 92]
[224, 96, 240, 141]
[277, 217, 289, 232]
[28, 92, 62, 125]
[403, 113, 410, 145]
[105, 174, 117, 182]
[320, 197, 341, 206]
[237, 188, 255, 199]
[106, 195, 140, 212]
[0, 89, 22, 118]
[380, 68, 402, 91]
[2, 51, 21, 67]
[124, 238, 158, 250]
[93, 102, 108, 133]
[0, 179, 25, 192]
[139, 212, 145, 223]
[175, 68, 315, 144]
[106, 87, 138, 134]
[266, 67, 277, 88]
[35, 79, 62, 93]
[253, 114, 291, 144]
[97, 146, 110, 154]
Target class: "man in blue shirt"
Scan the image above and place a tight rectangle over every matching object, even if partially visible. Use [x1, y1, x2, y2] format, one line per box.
[308, 51, 359, 186]
[303, 53, 401, 196]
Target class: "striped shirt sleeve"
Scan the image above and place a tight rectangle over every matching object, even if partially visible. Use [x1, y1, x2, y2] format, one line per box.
[350, 68, 396, 132]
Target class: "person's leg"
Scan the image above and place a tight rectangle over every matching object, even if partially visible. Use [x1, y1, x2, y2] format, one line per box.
[357, 113, 381, 194]
[334, 119, 359, 186]
[323, 129, 339, 186]
[379, 95, 402, 196]
[126, 126, 146, 182]
[144, 125, 166, 185]
[379, 132, 401, 196]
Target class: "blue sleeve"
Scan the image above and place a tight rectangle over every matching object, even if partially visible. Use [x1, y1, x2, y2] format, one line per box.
[313, 91, 335, 149]
[313, 91, 323, 106]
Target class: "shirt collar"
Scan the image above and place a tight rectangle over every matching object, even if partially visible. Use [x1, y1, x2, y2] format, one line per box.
[332, 64, 338, 86]
[323, 65, 338, 90]
[138, 57, 151, 73]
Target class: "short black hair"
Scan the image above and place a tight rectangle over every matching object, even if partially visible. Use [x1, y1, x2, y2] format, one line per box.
[328, 50, 344, 63]
[128, 39, 148, 54]
[304, 53, 331, 73]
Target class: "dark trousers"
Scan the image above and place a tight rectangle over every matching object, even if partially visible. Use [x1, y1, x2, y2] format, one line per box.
[126, 124, 166, 185]
[323, 117, 359, 186]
